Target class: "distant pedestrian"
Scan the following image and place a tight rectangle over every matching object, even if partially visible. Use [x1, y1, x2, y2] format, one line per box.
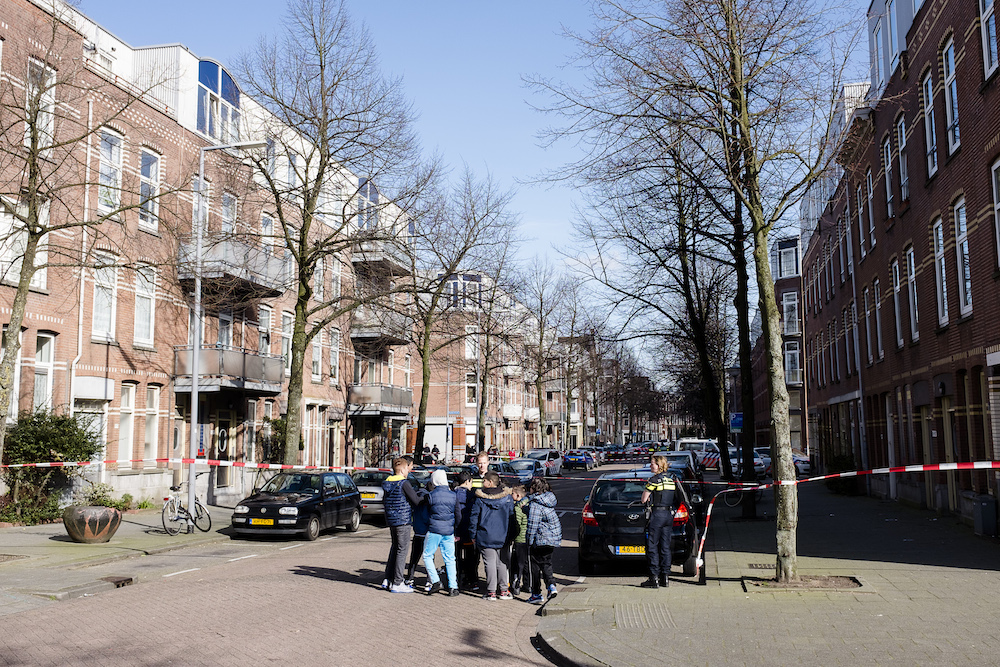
[421, 469, 461, 596]
[469, 471, 514, 601]
[431, 444, 441, 463]
[381, 457, 425, 593]
[525, 477, 562, 604]
[509, 484, 529, 596]
[640, 455, 677, 589]
[454, 470, 478, 590]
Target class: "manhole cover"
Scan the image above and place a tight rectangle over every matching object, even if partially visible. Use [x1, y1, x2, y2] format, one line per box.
[0, 554, 29, 563]
[747, 563, 775, 569]
[615, 602, 676, 630]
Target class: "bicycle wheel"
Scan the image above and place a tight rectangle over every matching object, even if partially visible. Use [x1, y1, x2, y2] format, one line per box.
[193, 500, 212, 532]
[162, 498, 184, 535]
[722, 488, 744, 508]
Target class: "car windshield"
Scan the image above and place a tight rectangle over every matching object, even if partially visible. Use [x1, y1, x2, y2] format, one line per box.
[526, 451, 547, 460]
[352, 471, 390, 486]
[593, 480, 647, 505]
[510, 460, 535, 471]
[262, 474, 322, 494]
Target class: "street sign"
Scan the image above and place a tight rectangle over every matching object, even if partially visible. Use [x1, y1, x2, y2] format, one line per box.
[730, 412, 743, 433]
[596, 428, 601, 435]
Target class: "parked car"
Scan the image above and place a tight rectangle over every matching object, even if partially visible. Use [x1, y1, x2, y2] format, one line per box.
[654, 450, 704, 482]
[563, 450, 595, 471]
[675, 438, 722, 470]
[728, 448, 767, 478]
[607, 445, 626, 461]
[509, 457, 546, 483]
[232, 471, 361, 540]
[351, 469, 425, 518]
[580, 446, 605, 465]
[791, 450, 811, 476]
[447, 462, 521, 488]
[578, 470, 701, 576]
[753, 448, 772, 477]
[525, 448, 563, 476]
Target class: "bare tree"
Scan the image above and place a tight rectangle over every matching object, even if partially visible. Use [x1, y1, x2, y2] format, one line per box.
[235, 0, 425, 463]
[0, 1, 183, 461]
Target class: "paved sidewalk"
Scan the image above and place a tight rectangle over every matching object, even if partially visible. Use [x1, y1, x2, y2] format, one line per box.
[539, 481, 1000, 666]
[0, 504, 231, 614]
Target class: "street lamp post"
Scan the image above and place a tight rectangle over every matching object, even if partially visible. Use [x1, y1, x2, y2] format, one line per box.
[188, 140, 267, 531]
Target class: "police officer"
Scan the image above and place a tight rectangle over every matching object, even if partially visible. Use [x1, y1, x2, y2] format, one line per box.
[640, 455, 676, 588]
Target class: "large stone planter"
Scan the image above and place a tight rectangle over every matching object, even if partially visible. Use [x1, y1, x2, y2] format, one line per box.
[62, 505, 122, 544]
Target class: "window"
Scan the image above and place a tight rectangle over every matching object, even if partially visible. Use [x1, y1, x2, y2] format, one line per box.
[404, 354, 411, 388]
[891, 260, 903, 347]
[838, 219, 846, 281]
[923, 73, 938, 175]
[261, 214, 273, 255]
[845, 205, 854, 272]
[984, 0, 999, 76]
[857, 185, 867, 257]
[466, 373, 478, 406]
[906, 246, 919, 341]
[954, 199, 972, 316]
[218, 310, 232, 348]
[844, 309, 853, 376]
[782, 291, 800, 334]
[258, 305, 271, 353]
[134, 264, 155, 346]
[287, 152, 299, 189]
[314, 257, 324, 301]
[329, 328, 340, 383]
[888, 0, 899, 68]
[133, 150, 161, 230]
[866, 169, 876, 246]
[874, 278, 884, 359]
[25, 58, 55, 152]
[864, 287, 873, 364]
[778, 245, 798, 277]
[1, 326, 22, 421]
[281, 312, 293, 375]
[312, 329, 322, 380]
[144, 386, 159, 467]
[465, 326, 479, 359]
[196, 61, 240, 142]
[0, 199, 47, 290]
[118, 383, 135, 464]
[358, 178, 378, 230]
[851, 302, 861, 369]
[388, 350, 395, 385]
[873, 20, 884, 88]
[993, 160, 1000, 268]
[933, 219, 949, 325]
[784, 340, 801, 382]
[892, 121, 908, 205]
[92, 255, 117, 340]
[332, 258, 341, 298]
[98, 130, 123, 212]
[883, 138, 893, 218]
[943, 39, 960, 152]
[829, 323, 838, 381]
[33, 333, 53, 411]
[221, 192, 236, 234]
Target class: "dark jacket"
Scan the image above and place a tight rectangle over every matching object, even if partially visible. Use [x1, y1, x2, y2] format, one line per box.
[469, 486, 514, 549]
[382, 475, 424, 527]
[526, 491, 561, 547]
[455, 486, 474, 541]
[427, 485, 460, 536]
[412, 495, 431, 535]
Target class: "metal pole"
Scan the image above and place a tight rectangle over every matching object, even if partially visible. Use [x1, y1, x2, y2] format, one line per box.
[188, 147, 206, 532]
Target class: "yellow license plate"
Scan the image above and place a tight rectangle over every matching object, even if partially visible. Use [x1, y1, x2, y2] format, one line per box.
[615, 545, 645, 555]
[361, 492, 378, 499]
[249, 518, 274, 526]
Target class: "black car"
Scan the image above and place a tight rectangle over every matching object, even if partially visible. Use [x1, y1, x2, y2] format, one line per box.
[606, 446, 626, 461]
[231, 471, 361, 540]
[446, 463, 520, 488]
[577, 470, 702, 577]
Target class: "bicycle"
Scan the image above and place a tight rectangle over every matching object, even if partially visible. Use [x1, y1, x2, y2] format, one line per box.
[162, 482, 212, 535]
[721, 469, 765, 508]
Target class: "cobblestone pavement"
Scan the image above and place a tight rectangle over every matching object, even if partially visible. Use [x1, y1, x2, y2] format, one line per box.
[539, 480, 1000, 666]
[0, 524, 550, 666]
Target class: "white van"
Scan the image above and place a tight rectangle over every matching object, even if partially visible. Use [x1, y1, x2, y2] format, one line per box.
[673, 438, 721, 470]
[525, 448, 563, 476]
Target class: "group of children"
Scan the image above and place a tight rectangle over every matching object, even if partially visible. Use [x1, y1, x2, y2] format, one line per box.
[380, 453, 562, 603]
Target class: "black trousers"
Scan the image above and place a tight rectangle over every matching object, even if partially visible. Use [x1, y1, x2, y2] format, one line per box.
[510, 542, 529, 589]
[529, 545, 555, 595]
[646, 509, 674, 579]
[457, 540, 479, 586]
[406, 533, 426, 579]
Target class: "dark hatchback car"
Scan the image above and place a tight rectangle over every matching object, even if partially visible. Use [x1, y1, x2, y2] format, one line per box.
[578, 471, 702, 577]
[231, 471, 361, 540]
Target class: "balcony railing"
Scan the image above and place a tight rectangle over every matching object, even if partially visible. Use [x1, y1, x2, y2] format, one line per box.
[173, 345, 283, 394]
[350, 306, 412, 346]
[351, 238, 411, 276]
[348, 383, 413, 416]
[179, 235, 291, 298]
[502, 404, 523, 420]
[523, 407, 540, 423]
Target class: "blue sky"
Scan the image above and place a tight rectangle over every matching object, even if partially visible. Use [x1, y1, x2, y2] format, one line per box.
[78, 0, 593, 261]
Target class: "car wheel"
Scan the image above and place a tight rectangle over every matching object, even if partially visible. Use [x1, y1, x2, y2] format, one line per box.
[344, 508, 361, 532]
[304, 515, 321, 541]
[682, 552, 699, 577]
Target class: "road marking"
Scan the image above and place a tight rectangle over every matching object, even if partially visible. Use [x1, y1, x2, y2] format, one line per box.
[320, 537, 335, 541]
[280, 544, 303, 550]
[163, 568, 200, 578]
[227, 554, 258, 562]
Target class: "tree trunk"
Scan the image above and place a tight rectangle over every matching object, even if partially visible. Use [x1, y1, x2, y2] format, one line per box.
[414, 322, 434, 456]
[283, 296, 310, 465]
[733, 204, 758, 519]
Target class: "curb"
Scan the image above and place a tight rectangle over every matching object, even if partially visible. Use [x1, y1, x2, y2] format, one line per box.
[536, 630, 606, 667]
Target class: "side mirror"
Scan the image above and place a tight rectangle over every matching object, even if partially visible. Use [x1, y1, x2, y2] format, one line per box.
[691, 494, 703, 505]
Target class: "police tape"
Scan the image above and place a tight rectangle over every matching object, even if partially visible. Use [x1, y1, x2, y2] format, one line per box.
[0, 457, 391, 473]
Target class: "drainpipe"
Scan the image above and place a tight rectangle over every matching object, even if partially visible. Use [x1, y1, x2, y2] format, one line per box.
[69, 100, 94, 417]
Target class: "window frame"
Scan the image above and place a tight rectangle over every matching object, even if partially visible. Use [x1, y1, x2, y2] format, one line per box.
[133, 264, 156, 347]
[897, 117, 909, 201]
[992, 159, 1000, 271]
[943, 38, 960, 153]
[866, 168, 876, 246]
[466, 372, 477, 406]
[906, 246, 919, 341]
[933, 218, 949, 326]
[25, 58, 55, 153]
[33, 333, 54, 412]
[781, 291, 800, 335]
[864, 287, 874, 364]
[857, 184, 867, 257]
[138, 150, 160, 230]
[873, 20, 885, 88]
[281, 312, 293, 376]
[118, 382, 135, 466]
[874, 278, 884, 359]
[92, 254, 117, 341]
[922, 72, 938, 176]
[891, 260, 903, 347]
[983, 0, 999, 77]
[144, 385, 159, 468]
[221, 192, 236, 234]
[883, 137, 894, 218]
[258, 305, 271, 353]
[953, 198, 972, 316]
[329, 328, 340, 384]
[311, 328, 323, 381]
[98, 129, 123, 212]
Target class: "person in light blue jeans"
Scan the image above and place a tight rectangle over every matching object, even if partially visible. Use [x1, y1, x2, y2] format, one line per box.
[422, 469, 461, 596]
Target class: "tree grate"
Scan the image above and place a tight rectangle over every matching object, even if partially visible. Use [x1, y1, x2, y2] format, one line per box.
[747, 563, 775, 569]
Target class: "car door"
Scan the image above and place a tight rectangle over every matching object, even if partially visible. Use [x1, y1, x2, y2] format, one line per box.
[322, 473, 343, 528]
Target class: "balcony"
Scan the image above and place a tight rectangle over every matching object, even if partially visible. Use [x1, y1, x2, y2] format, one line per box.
[351, 238, 411, 276]
[179, 235, 290, 299]
[173, 345, 283, 395]
[347, 383, 412, 417]
[502, 404, 523, 420]
[350, 305, 412, 346]
[501, 363, 522, 378]
[523, 407, 540, 423]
